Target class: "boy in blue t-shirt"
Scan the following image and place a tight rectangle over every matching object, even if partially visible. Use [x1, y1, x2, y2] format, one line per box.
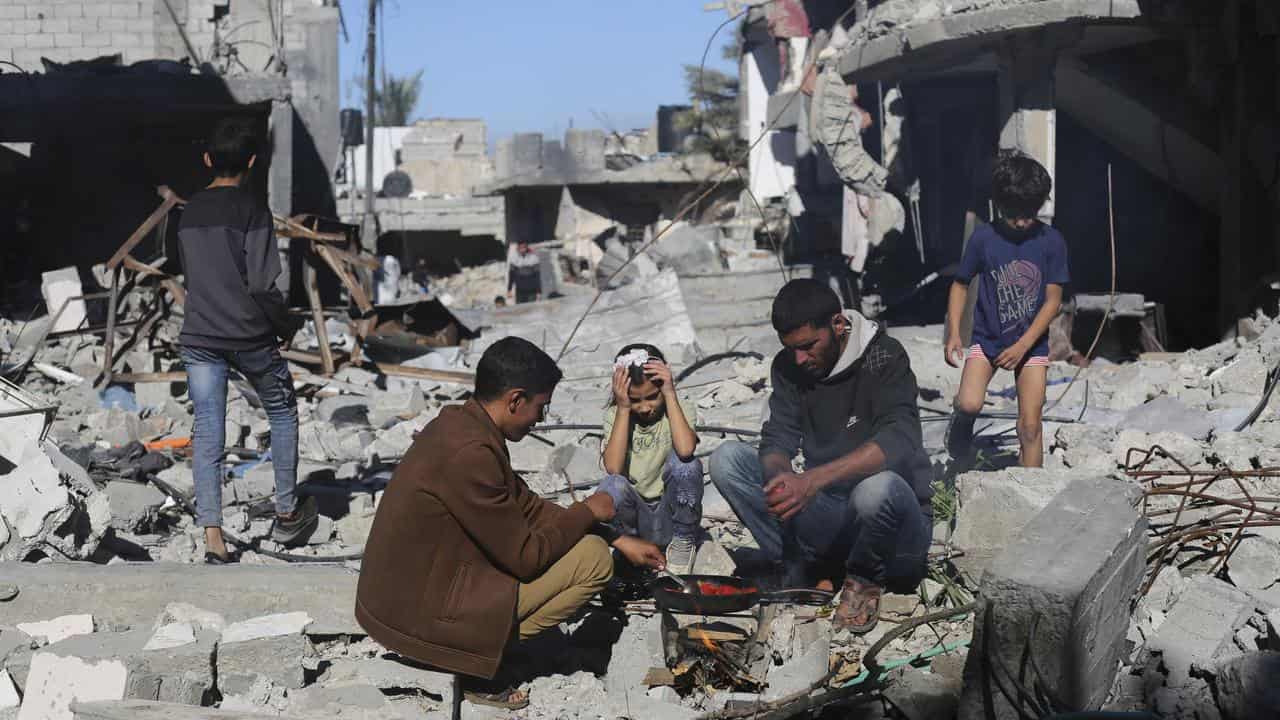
[943, 153, 1069, 467]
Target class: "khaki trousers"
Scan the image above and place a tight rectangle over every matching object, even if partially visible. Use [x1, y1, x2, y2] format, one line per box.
[515, 535, 613, 639]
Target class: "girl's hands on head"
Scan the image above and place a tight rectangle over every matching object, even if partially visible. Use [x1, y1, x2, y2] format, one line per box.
[644, 360, 676, 396]
[612, 366, 633, 408]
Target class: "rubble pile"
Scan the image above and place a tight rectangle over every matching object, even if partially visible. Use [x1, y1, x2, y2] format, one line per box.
[6, 236, 1280, 719]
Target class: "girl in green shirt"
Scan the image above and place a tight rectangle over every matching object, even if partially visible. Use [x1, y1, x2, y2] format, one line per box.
[598, 344, 703, 574]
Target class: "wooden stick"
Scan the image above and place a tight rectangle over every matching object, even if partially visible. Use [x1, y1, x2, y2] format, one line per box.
[122, 255, 186, 305]
[273, 214, 347, 243]
[98, 266, 121, 388]
[107, 186, 182, 270]
[303, 259, 336, 376]
[323, 243, 379, 271]
[314, 243, 373, 314]
[371, 362, 474, 385]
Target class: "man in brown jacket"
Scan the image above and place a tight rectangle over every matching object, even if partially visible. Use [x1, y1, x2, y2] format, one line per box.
[356, 336, 664, 707]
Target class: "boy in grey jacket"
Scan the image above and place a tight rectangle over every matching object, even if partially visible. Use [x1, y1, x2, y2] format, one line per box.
[710, 279, 932, 634]
[178, 117, 317, 563]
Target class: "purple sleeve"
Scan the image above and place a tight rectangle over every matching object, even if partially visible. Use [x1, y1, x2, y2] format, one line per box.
[1046, 231, 1070, 285]
[955, 228, 984, 283]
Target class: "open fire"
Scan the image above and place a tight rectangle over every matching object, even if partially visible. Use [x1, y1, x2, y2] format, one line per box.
[654, 610, 769, 696]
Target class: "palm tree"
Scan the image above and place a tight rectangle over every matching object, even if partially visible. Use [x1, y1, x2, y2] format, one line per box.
[373, 69, 424, 126]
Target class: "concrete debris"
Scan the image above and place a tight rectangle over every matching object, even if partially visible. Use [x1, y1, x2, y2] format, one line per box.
[102, 482, 167, 533]
[220, 613, 313, 644]
[1213, 653, 1280, 720]
[0, 670, 17, 711]
[1226, 536, 1280, 596]
[16, 652, 129, 720]
[882, 666, 959, 720]
[0, 585, 17, 602]
[950, 467, 1088, 578]
[545, 442, 603, 492]
[15, 616, 94, 647]
[1146, 577, 1257, 688]
[959, 476, 1147, 720]
[142, 623, 196, 652]
[217, 633, 313, 695]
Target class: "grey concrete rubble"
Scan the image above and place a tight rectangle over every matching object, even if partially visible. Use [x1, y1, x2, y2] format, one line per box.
[959, 476, 1147, 720]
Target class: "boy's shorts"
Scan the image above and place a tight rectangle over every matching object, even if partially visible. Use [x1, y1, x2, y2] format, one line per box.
[968, 344, 1048, 369]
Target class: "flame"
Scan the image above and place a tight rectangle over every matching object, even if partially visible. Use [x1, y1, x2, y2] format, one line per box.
[689, 627, 718, 654]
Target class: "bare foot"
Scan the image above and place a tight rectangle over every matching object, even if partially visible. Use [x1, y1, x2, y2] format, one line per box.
[204, 527, 229, 558]
[816, 579, 835, 593]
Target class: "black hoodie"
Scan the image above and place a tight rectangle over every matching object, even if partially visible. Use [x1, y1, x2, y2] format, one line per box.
[760, 312, 934, 510]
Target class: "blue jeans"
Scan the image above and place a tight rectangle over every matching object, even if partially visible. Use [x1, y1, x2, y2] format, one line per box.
[709, 441, 930, 591]
[597, 452, 704, 547]
[181, 344, 299, 528]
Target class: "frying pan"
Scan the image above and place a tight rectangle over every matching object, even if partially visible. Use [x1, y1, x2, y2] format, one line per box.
[650, 574, 833, 615]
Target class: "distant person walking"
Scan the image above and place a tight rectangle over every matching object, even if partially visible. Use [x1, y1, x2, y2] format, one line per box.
[178, 117, 317, 564]
[507, 241, 541, 304]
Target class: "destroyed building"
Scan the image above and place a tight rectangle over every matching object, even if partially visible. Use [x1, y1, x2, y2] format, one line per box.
[3, 1, 1280, 720]
[0, 0, 341, 308]
[734, 0, 1280, 351]
[337, 118, 506, 276]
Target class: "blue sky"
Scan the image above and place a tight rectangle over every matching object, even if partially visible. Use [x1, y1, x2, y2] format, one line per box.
[336, 0, 738, 145]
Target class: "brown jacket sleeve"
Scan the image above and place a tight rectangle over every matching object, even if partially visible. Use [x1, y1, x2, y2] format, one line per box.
[436, 443, 596, 582]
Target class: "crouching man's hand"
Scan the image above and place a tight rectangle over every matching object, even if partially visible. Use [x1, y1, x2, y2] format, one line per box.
[613, 535, 666, 570]
[584, 492, 616, 522]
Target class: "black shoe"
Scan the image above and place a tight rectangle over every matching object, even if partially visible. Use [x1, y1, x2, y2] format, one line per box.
[945, 412, 976, 460]
[204, 550, 239, 565]
[271, 496, 319, 547]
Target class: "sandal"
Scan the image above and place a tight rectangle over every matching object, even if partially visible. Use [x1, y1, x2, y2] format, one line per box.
[833, 577, 881, 634]
[462, 686, 529, 710]
[204, 550, 239, 565]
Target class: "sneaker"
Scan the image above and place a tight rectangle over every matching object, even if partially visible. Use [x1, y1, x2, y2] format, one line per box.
[944, 412, 976, 460]
[271, 496, 319, 547]
[665, 535, 698, 575]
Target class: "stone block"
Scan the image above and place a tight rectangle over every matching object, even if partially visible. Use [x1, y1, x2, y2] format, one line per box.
[220, 613, 312, 644]
[1121, 396, 1214, 441]
[1147, 576, 1256, 687]
[951, 467, 1083, 579]
[102, 482, 166, 533]
[1214, 652, 1280, 720]
[1268, 609, 1280, 649]
[22, 628, 216, 716]
[319, 656, 455, 704]
[314, 395, 368, 425]
[958, 476, 1147, 720]
[0, 670, 18, 710]
[70, 700, 303, 719]
[367, 386, 426, 428]
[545, 443, 602, 491]
[216, 634, 312, 695]
[141, 624, 194, 652]
[883, 666, 959, 720]
[17, 653, 127, 720]
[15, 616, 94, 647]
[39, 268, 85, 334]
[151, 605, 224, 638]
[0, 443, 72, 554]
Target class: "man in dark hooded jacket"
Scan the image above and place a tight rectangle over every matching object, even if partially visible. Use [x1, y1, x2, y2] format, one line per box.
[710, 279, 933, 634]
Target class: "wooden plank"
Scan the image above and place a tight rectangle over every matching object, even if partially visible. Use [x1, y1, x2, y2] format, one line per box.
[274, 214, 347, 243]
[106, 187, 182, 270]
[314, 243, 374, 314]
[303, 260, 336, 376]
[122, 255, 186, 306]
[321, 243, 379, 271]
[98, 266, 121, 388]
[372, 362, 474, 385]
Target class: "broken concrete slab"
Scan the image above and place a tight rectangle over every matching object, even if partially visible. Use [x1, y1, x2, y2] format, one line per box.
[951, 467, 1087, 579]
[0, 670, 17, 711]
[103, 482, 167, 533]
[314, 395, 369, 425]
[15, 616, 94, 646]
[17, 652, 128, 720]
[40, 267, 87, 335]
[0, 564, 358, 636]
[0, 443, 72, 556]
[1146, 576, 1257, 688]
[153, 604, 225, 635]
[36, 628, 216, 707]
[1214, 652, 1280, 720]
[1121, 396, 1215, 441]
[217, 634, 312, 695]
[882, 666, 959, 720]
[959, 476, 1147, 720]
[142, 624, 194, 652]
[70, 700, 307, 720]
[220, 612, 313, 644]
[319, 656, 455, 704]
[1227, 536, 1280, 594]
[367, 387, 426, 428]
[545, 443, 602, 491]
[691, 539, 736, 576]
[1268, 609, 1280, 649]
